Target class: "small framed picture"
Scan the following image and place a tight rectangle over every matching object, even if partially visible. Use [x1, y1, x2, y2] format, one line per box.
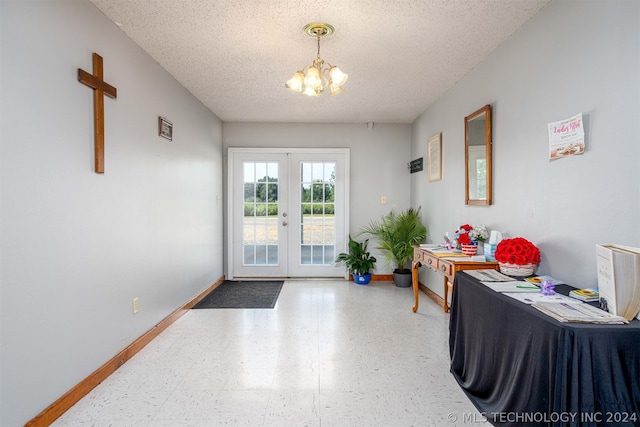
[159, 116, 173, 141]
[427, 132, 442, 182]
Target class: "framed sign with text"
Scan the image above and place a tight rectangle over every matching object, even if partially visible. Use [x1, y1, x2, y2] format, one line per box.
[159, 116, 173, 141]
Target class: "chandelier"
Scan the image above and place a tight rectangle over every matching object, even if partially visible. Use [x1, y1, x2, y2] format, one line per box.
[285, 23, 348, 97]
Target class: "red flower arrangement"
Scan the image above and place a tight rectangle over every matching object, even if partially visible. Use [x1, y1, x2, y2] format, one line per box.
[455, 224, 474, 245]
[494, 237, 540, 266]
[457, 232, 472, 245]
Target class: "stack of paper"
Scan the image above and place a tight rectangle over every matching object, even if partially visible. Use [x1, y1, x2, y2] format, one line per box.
[429, 249, 468, 258]
[569, 288, 599, 302]
[503, 293, 575, 304]
[532, 301, 628, 324]
[524, 275, 565, 285]
[481, 282, 540, 293]
[465, 270, 514, 282]
[469, 269, 543, 293]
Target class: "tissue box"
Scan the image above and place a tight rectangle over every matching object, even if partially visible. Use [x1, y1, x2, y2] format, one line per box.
[484, 243, 497, 261]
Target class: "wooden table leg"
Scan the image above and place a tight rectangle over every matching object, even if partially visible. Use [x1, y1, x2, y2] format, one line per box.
[443, 277, 450, 313]
[412, 260, 420, 313]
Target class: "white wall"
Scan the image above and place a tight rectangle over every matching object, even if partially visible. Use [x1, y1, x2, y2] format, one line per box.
[412, 0, 640, 296]
[0, 1, 224, 425]
[3, 0, 637, 424]
[222, 122, 412, 273]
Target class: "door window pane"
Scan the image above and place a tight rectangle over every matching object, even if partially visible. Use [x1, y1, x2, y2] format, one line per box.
[243, 162, 279, 265]
[299, 162, 336, 265]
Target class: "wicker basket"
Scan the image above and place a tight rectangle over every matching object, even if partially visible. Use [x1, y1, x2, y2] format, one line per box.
[499, 262, 536, 277]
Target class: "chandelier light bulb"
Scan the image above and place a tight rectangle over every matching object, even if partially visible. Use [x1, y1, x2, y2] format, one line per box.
[285, 71, 304, 92]
[304, 66, 322, 88]
[329, 85, 344, 96]
[303, 86, 319, 96]
[329, 66, 348, 87]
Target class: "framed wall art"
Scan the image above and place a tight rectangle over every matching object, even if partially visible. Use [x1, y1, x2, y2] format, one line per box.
[159, 116, 173, 141]
[427, 132, 442, 182]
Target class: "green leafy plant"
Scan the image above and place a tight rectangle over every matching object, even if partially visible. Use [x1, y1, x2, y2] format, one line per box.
[360, 207, 427, 272]
[335, 235, 377, 276]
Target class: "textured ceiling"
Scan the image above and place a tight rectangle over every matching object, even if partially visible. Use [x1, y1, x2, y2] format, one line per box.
[89, 0, 550, 124]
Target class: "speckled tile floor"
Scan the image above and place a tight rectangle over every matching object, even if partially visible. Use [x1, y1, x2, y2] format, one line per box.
[52, 280, 489, 427]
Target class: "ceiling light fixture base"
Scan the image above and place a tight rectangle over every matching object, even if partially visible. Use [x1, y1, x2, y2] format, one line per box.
[303, 23, 334, 38]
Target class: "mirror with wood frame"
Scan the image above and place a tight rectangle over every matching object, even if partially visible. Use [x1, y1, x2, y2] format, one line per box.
[465, 104, 492, 205]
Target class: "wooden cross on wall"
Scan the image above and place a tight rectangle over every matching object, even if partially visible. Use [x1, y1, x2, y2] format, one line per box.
[78, 53, 117, 173]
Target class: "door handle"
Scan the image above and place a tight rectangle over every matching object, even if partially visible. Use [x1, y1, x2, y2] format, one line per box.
[282, 221, 288, 226]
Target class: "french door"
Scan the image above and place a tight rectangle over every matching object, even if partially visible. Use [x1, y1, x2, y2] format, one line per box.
[228, 148, 349, 278]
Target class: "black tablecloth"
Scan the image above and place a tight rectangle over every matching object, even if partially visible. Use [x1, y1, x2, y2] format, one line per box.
[449, 272, 640, 426]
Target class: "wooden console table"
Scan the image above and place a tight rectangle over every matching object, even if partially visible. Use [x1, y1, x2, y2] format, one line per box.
[411, 246, 498, 313]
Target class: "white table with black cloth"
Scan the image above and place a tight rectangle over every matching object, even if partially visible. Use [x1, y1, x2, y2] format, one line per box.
[449, 271, 640, 427]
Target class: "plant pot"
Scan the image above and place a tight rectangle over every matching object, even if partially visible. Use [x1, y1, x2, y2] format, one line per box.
[353, 273, 371, 285]
[393, 269, 412, 288]
[461, 244, 478, 256]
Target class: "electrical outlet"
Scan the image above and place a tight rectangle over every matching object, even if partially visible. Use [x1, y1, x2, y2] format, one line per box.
[133, 297, 139, 314]
[381, 196, 387, 204]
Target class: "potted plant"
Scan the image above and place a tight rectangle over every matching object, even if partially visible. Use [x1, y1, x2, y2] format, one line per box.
[360, 207, 427, 287]
[335, 235, 377, 285]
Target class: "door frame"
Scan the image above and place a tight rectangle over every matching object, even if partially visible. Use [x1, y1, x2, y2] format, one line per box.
[226, 147, 350, 280]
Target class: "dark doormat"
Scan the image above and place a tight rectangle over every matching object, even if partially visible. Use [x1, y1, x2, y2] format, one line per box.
[192, 280, 284, 309]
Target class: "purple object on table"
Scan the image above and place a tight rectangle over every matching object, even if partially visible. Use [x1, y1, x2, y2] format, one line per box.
[539, 279, 556, 296]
